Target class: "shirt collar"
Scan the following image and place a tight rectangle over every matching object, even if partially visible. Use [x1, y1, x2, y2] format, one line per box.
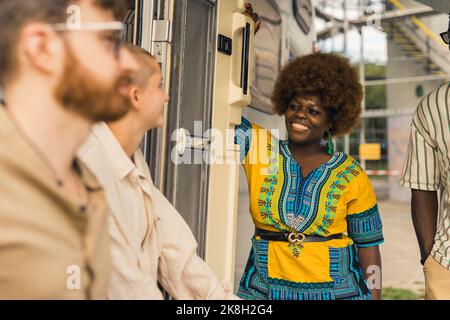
[91, 122, 136, 180]
[74, 158, 103, 192]
[132, 150, 151, 180]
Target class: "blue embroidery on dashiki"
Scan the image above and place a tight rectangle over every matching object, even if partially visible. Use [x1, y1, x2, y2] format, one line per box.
[278, 143, 306, 230]
[347, 204, 384, 247]
[311, 156, 361, 236]
[238, 241, 373, 300]
[234, 117, 252, 163]
[295, 154, 346, 233]
[261, 245, 373, 301]
[277, 148, 291, 228]
[347, 245, 372, 300]
[238, 238, 270, 300]
[277, 143, 349, 233]
[255, 133, 285, 231]
[329, 246, 372, 300]
[268, 278, 335, 300]
[330, 247, 359, 299]
[258, 175, 284, 231]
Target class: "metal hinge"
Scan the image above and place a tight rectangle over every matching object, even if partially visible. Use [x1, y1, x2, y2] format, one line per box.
[151, 20, 172, 63]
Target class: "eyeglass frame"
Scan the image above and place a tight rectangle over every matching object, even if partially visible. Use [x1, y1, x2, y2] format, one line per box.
[440, 31, 449, 45]
[50, 21, 126, 58]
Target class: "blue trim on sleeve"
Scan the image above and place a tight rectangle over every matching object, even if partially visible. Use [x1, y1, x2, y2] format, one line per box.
[234, 117, 253, 163]
[347, 204, 384, 248]
[354, 238, 384, 248]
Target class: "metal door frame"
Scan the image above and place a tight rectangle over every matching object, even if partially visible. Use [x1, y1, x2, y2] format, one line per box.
[162, 0, 217, 258]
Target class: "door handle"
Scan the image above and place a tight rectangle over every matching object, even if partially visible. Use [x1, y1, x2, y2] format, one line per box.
[240, 22, 251, 95]
[175, 128, 211, 156]
[229, 12, 254, 107]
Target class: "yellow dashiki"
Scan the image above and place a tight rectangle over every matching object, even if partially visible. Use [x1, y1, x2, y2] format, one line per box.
[235, 117, 384, 300]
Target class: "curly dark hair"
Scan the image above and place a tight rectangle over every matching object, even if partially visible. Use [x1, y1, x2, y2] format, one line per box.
[271, 52, 363, 137]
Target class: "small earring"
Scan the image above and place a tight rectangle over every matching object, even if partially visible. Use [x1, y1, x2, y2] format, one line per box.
[325, 130, 334, 156]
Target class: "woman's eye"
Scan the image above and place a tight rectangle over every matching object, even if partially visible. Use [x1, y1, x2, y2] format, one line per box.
[290, 104, 300, 111]
[309, 109, 320, 115]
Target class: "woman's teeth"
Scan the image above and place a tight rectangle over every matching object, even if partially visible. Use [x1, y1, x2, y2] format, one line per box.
[291, 123, 309, 131]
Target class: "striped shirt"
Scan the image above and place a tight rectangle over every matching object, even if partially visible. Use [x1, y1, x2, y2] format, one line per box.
[400, 82, 450, 270]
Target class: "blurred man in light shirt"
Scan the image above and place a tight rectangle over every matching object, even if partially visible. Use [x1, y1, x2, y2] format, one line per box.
[78, 45, 238, 299]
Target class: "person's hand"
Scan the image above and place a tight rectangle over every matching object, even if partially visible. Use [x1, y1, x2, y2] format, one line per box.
[244, 2, 261, 34]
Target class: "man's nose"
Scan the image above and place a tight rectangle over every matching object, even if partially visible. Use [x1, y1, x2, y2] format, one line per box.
[119, 47, 139, 74]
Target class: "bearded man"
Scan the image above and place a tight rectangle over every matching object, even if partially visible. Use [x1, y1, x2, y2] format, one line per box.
[0, 0, 138, 299]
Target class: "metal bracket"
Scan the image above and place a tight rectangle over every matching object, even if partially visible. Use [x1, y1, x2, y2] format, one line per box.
[151, 20, 172, 63]
[152, 20, 172, 42]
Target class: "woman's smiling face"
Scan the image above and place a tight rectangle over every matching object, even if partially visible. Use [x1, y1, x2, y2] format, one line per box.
[285, 95, 331, 145]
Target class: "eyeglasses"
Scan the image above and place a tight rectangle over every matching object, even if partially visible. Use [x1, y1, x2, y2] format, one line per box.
[50, 21, 126, 58]
[440, 31, 449, 44]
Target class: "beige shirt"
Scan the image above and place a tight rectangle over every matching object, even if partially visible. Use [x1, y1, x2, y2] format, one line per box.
[400, 82, 450, 270]
[78, 123, 237, 299]
[0, 106, 111, 299]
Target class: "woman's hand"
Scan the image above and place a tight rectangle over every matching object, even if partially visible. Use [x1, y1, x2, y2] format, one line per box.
[244, 2, 262, 34]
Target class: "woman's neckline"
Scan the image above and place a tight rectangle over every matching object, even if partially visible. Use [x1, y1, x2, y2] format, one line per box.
[282, 140, 340, 178]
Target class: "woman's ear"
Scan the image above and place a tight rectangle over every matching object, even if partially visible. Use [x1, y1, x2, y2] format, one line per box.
[129, 87, 140, 109]
[328, 124, 334, 134]
[323, 126, 333, 139]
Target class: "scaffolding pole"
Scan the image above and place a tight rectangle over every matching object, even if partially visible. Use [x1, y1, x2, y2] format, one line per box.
[359, 0, 366, 169]
[343, 0, 351, 154]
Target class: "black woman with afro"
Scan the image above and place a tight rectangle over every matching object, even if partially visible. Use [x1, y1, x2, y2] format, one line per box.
[235, 52, 384, 300]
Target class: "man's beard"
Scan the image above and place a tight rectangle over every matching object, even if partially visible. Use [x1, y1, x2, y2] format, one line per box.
[54, 47, 132, 123]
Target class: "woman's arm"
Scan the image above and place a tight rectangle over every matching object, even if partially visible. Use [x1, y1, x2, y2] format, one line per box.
[358, 245, 382, 300]
[346, 170, 384, 300]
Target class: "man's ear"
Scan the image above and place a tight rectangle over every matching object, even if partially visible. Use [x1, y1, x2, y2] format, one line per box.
[21, 24, 63, 76]
[129, 87, 140, 109]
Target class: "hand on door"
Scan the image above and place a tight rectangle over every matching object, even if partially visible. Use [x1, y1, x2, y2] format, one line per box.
[244, 2, 262, 34]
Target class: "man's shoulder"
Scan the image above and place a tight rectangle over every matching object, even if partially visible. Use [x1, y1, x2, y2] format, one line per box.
[77, 126, 115, 184]
[78, 134, 107, 167]
[417, 82, 450, 112]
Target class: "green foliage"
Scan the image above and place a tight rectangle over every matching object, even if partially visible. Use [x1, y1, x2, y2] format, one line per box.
[350, 63, 386, 109]
[365, 63, 386, 79]
[366, 85, 386, 109]
[382, 287, 423, 300]
[365, 63, 386, 110]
